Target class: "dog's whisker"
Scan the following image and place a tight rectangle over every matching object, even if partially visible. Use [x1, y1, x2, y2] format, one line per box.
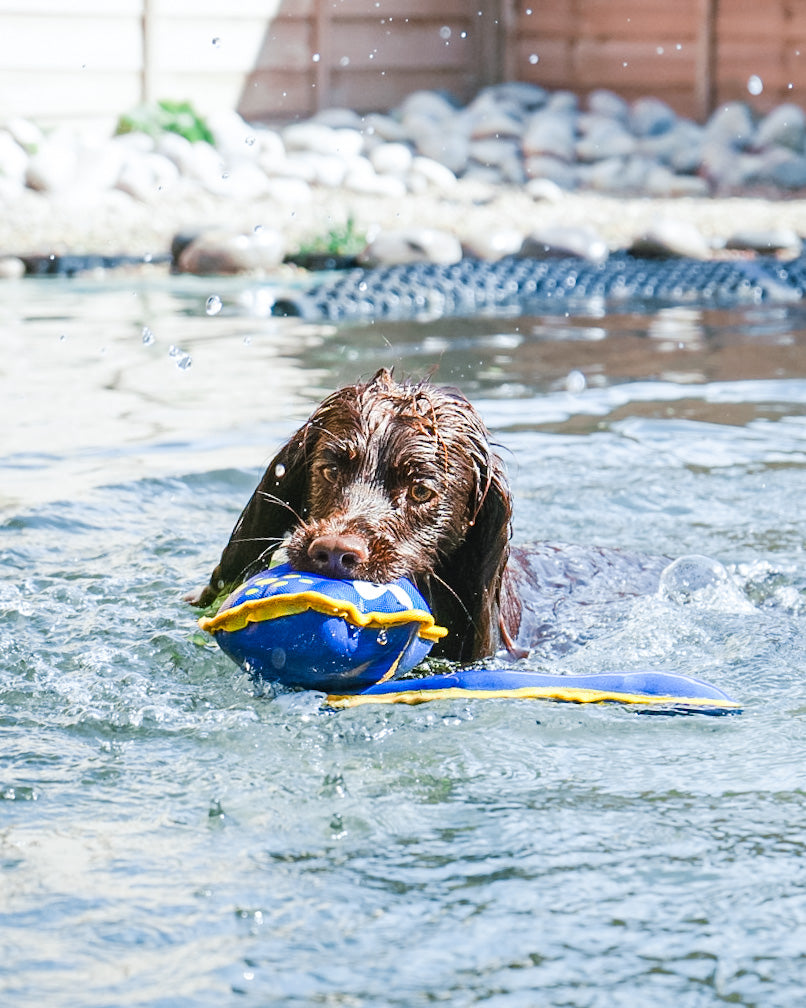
[256, 492, 305, 525]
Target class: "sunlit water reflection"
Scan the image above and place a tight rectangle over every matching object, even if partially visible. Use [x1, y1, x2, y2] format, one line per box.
[3, 274, 806, 1006]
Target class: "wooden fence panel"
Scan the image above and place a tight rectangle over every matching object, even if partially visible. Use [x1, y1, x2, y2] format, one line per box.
[1, 0, 805, 127]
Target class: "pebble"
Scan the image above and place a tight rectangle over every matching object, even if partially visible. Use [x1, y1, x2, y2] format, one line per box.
[358, 229, 463, 267]
[519, 225, 609, 264]
[176, 228, 286, 275]
[629, 218, 713, 259]
[724, 228, 803, 255]
[3, 82, 806, 274]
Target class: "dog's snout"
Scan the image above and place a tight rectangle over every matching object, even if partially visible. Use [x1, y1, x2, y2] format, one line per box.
[307, 533, 369, 578]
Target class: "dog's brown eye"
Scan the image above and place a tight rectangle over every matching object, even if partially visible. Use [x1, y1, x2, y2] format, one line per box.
[409, 482, 435, 503]
[320, 464, 340, 485]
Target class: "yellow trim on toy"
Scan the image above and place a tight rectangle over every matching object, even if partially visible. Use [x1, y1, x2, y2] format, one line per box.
[324, 685, 742, 710]
[198, 589, 449, 643]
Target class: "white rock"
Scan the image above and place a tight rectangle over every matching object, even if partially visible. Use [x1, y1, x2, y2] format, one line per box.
[397, 90, 457, 125]
[257, 129, 286, 163]
[407, 155, 457, 192]
[25, 140, 78, 191]
[630, 218, 711, 259]
[705, 102, 755, 149]
[177, 228, 286, 275]
[522, 110, 576, 161]
[115, 152, 180, 201]
[0, 255, 25, 279]
[207, 109, 260, 162]
[462, 227, 523, 260]
[525, 177, 565, 201]
[411, 127, 469, 174]
[310, 107, 364, 129]
[359, 228, 462, 266]
[300, 152, 350, 187]
[154, 131, 197, 173]
[265, 176, 313, 205]
[344, 168, 407, 198]
[0, 130, 28, 183]
[283, 122, 363, 159]
[755, 103, 806, 152]
[519, 225, 608, 264]
[587, 88, 630, 122]
[639, 119, 704, 173]
[725, 228, 802, 255]
[630, 96, 677, 137]
[369, 141, 413, 176]
[217, 161, 273, 199]
[468, 137, 521, 169]
[644, 165, 710, 197]
[576, 118, 636, 161]
[5, 116, 43, 151]
[763, 149, 806, 189]
[114, 130, 156, 154]
[524, 154, 578, 189]
[362, 113, 410, 143]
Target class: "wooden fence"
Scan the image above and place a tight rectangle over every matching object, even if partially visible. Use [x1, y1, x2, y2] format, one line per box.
[0, 0, 803, 126]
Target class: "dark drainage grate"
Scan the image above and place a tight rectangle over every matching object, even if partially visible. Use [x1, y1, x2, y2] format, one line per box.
[273, 255, 806, 322]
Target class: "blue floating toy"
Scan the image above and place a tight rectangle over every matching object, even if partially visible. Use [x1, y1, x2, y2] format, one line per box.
[198, 563, 447, 691]
[325, 667, 741, 715]
[199, 564, 739, 714]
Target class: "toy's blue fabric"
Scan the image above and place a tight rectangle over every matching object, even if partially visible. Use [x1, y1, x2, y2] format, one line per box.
[199, 563, 447, 691]
[325, 668, 740, 714]
[199, 565, 739, 713]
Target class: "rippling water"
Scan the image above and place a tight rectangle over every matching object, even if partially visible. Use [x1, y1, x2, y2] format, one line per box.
[3, 275, 806, 1006]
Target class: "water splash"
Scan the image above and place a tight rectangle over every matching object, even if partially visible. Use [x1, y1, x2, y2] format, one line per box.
[168, 345, 192, 370]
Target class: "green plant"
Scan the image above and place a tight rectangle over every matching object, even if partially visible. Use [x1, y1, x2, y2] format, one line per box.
[298, 217, 366, 257]
[115, 100, 215, 145]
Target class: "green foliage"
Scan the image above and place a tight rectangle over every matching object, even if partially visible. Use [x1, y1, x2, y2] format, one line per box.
[298, 217, 366, 257]
[115, 100, 215, 146]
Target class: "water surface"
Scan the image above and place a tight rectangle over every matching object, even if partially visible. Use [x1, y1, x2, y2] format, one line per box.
[3, 275, 806, 1006]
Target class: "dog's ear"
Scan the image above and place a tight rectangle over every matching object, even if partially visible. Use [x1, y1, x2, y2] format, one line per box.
[432, 448, 520, 661]
[186, 427, 311, 607]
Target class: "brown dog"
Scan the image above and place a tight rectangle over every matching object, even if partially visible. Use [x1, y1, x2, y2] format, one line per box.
[187, 368, 669, 661]
[187, 368, 522, 662]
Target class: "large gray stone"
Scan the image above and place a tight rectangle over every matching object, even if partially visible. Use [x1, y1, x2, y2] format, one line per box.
[522, 110, 577, 161]
[755, 103, 806, 152]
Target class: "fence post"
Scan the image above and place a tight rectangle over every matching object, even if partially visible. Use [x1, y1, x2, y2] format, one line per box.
[695, 0, 718, 120]
[141, 0, 157, 105]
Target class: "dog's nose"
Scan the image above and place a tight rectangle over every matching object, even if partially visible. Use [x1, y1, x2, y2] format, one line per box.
[306, 534, 369, 578]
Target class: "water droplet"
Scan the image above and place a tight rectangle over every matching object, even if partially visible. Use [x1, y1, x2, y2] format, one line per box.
[460, 30, 467, 38]
[169, 345, 192, 370]
[747, 74, 764, 96]
[565, 369, 586, 394]
[526, 7, 533, 13]
[656, 46, 665, 55]
[142, 326, 155, 345]
[312, 52, 321, 62]
[253, 224, 264, 234]
[439, 25, 451, 39]
[339, 55, 350, 67]
[206, 294, 222, 316]
[274, 463, 286, 479]
[242, 334, 252, 346]
[212, 37, 221, 47]
[245, 135, 256, 146]
[529, 53, 539, 64]
[376, 628, 388, 645]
